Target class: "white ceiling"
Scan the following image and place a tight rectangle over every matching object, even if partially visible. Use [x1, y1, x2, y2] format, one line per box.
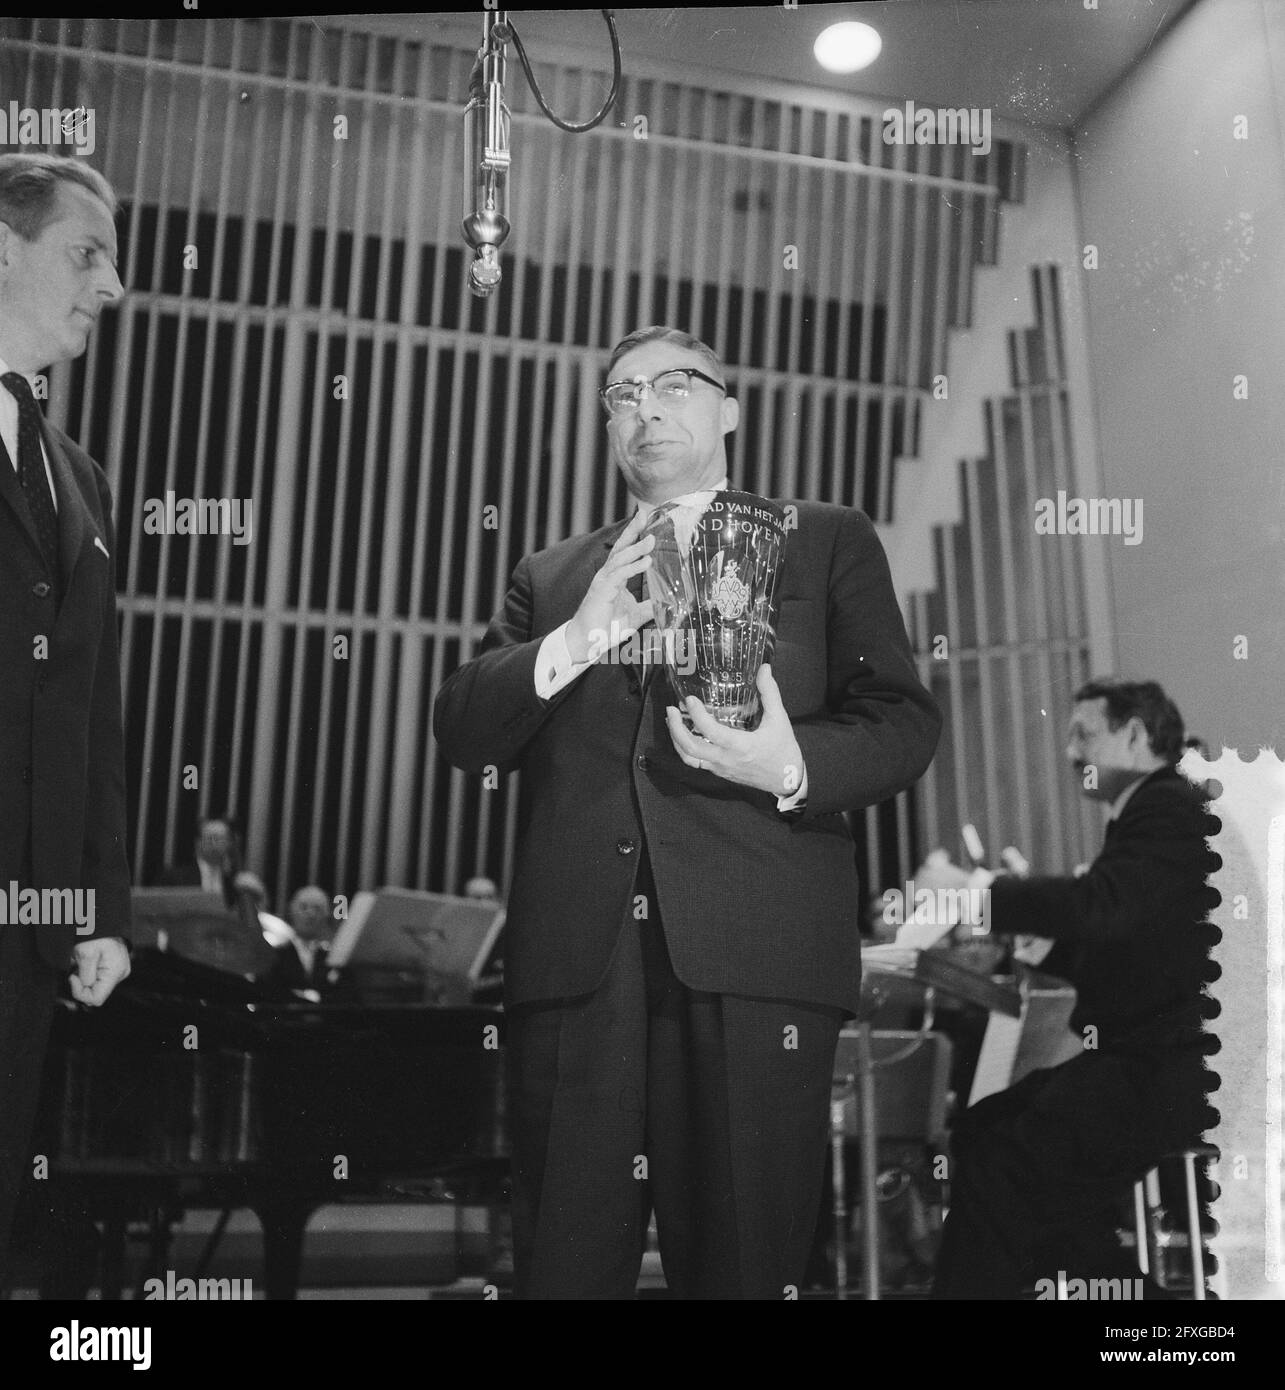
[365, 0, 1199, 130]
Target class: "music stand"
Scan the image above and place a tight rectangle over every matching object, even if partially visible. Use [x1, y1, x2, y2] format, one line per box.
[131, 888, 277, 979]
[836, 946, 1022, 1299]
[329, 889, 505, 1003]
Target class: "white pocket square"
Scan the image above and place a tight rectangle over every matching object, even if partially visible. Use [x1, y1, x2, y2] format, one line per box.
[93, 535, 110, 558]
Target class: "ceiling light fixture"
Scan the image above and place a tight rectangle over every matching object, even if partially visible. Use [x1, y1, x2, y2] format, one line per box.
[813, 21, 882, 75]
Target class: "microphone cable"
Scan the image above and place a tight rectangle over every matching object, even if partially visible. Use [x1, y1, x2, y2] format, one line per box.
[504, 9, 622, 133]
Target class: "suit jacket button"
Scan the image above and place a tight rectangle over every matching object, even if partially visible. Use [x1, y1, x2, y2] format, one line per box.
[616, 839, 635, 856]
[33, 581, 51, 598]
[635, 755, 649, 771]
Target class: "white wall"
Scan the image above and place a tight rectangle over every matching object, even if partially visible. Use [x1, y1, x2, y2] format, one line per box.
[1074, 0, 1285, 753]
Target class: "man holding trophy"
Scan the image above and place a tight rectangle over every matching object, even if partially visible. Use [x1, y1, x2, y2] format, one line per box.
[434, 326, 940, 1299]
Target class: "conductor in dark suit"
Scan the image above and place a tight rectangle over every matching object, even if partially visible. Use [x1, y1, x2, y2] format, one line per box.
[0, 154, 130, 1280]
[919, 679, 1215, 1298]
[434, 326, 941, 1298]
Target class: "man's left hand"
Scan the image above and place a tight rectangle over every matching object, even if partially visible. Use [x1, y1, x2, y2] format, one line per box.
[666, 665, 805, 798]
[70, 936, 131, 1007]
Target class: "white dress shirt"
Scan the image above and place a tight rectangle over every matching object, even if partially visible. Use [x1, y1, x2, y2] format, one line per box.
[0, 353, 59, 512]
[532, 479, 807, 811]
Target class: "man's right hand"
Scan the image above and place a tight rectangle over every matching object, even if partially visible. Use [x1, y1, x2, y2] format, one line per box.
[565, 509, 657, 663]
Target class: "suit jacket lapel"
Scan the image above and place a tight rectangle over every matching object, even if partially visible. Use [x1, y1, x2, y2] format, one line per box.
[40, 423, 89, 594]
[0, 434, 47, 565]
[600, 519, 628, 553]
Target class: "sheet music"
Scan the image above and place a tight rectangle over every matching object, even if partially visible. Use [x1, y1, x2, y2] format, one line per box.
[859, 944, 919, 972]
[968, 1005, 1025, 1106]
[327, 890, 375, 967]
[893, 915, 956, 950]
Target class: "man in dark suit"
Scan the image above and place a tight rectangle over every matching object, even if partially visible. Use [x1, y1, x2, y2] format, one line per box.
[159, 814, 272, 912]
[919, 678, 1216, 1298]
[434, 325, 941, 1298]
[259, 885, 351, 998]
[160, 815, 239, 899]
[0, 153, 130, 1282]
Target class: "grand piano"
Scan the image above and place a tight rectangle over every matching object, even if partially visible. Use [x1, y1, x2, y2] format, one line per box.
[25, 895, 508, 1300]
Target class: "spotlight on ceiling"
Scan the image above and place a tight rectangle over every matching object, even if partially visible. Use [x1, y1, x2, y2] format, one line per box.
[813, 21, 882, 75]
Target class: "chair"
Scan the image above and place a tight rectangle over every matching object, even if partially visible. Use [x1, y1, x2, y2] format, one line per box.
[1132, 1143, 1218, 1299]
[830, 1027, 954, 1299]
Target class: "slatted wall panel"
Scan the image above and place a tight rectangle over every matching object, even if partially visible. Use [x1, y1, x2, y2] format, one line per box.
[910, 265, 1097, 876]
[2, 15, 1030, 910]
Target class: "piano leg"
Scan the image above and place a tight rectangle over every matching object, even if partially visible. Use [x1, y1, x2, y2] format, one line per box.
[100, 1215, 127, 1300]
[140, 1205, 174, 1290]
[256, 1195, 311, 1300]
[830, 1098, 849, 1299]
[196, 1208, 233, 1276]
[854, 1024, 881, 1302]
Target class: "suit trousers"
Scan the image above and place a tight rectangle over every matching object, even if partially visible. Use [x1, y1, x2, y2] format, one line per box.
[0, 921, 57, 1285]
[932, 1043, 1208, 1299]
[505, 854, 843, 1299]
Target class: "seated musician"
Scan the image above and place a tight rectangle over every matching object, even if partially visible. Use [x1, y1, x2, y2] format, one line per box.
[260, 885, 351, 998]
[915, 678, 1216, 1299]
[161, 815, 240, 898]
[160, 815, 293, 948]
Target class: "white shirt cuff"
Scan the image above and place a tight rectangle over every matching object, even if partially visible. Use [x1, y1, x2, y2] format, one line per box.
[535, 622, 592, 700]
[776, 767, 808, 813]
[1013, 934, 1056, 966]
[944, 867, 995, 931]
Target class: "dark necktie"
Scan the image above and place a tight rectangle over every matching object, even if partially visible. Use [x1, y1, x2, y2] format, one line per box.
[2, 372, 61, 595]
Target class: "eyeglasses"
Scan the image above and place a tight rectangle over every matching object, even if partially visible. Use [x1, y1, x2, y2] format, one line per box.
[599, 367, 726, 417]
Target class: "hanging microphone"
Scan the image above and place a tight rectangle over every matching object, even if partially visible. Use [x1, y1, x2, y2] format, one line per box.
[458, 12, 621, 301]
[461, 12, 512, 299]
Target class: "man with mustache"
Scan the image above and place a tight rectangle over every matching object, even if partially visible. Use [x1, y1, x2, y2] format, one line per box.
[0, 153, 130, 1287]
[435, 325, 940, 1298]
[919, 678, 1216, 1298]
